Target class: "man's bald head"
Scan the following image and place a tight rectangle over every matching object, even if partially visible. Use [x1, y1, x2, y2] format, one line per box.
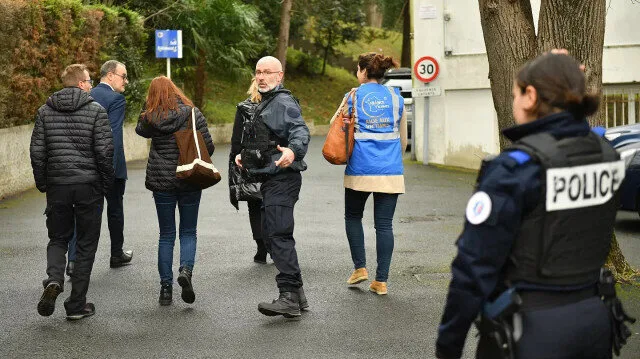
[255, 56, 284, 93]
[256, 56, 283, 71]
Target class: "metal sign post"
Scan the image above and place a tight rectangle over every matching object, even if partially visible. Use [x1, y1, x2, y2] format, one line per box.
[155, 30, 183, 79]
[413, 55, 441, 165]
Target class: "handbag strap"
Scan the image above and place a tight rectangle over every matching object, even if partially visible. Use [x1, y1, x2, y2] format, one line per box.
[191, 108, 202, 160]
[345, 89, 357, 165]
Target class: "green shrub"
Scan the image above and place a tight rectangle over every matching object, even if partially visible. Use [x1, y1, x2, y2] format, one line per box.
[0, 0, 147, 128]
[286, 48, 324, 75]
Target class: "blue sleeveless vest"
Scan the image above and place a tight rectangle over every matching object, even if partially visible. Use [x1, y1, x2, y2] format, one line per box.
[345, 83, 404, 176]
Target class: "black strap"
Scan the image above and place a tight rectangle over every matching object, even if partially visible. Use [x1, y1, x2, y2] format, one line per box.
[508, 132, 564, 168]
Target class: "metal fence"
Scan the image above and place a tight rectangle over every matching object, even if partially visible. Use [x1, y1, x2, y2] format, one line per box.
[603, 86, 640, 128]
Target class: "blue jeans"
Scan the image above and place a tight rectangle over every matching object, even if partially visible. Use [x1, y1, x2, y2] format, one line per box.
[153, 191, 201, 284]
[344, 188, 398, 282]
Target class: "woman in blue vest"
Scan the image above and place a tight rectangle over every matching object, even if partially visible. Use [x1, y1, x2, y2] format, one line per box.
[343, 53, 408, 295]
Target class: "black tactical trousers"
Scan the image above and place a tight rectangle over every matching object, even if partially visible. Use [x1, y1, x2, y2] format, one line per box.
[247, 199, 262, 241]
[260, 172, 302, 292]
[44, 184, 103, 314]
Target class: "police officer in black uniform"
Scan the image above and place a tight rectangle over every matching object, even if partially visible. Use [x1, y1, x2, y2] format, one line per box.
[235, 56, 310, 318]
[435, 52, 635, 359]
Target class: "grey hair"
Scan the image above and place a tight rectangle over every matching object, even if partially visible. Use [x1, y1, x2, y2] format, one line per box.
[100, 60, 125, 78]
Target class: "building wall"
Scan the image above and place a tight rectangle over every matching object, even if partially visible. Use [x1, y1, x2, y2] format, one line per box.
[411, 0, 640, 169]
[0, 121, 331, 200]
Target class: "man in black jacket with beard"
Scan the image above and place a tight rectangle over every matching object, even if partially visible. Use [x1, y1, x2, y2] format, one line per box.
[235, 56, 310, 318]
[30, 63, 114, 320]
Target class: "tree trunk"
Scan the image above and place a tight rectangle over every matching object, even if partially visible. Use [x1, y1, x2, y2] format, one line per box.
[322, 44, 328, 75]
[366, 0, 383, 28]
[479, 0, 637, 283]
[536, 1, 635, 282]
[322, 28, 332, 75]
[194, 48, 206, 109]
[478, 0, 537, 150]
[275, 0, 292, 70]
[537, 0, 607, 126]
[400, 0, 411, 68]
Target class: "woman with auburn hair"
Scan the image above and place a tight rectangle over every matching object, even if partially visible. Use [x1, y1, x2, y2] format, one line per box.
[135, 76, 215, 306]
[228, 78, 267, 263]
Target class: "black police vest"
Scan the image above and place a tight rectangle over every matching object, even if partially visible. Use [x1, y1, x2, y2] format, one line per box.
[505, 132, 622, 287]
[240, 91, 289, 169]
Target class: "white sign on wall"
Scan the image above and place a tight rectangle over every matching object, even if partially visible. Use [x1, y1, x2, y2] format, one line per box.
[419, 4, 437, 19]
[412, 86, 442, 97]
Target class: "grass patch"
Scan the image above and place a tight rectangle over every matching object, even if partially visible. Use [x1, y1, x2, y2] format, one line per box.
[201, 51, 358, 126]
[194, 30, 400, 125]
[285, 67, 358, 125]
[335, 27, 402, 61]
[202, 78, 250, 125]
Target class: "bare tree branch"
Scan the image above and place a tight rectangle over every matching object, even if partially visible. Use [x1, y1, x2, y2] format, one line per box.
[143, 0, 182, 24]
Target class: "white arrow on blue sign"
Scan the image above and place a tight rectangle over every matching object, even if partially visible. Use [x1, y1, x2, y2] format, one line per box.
[155, 30, 182, 59]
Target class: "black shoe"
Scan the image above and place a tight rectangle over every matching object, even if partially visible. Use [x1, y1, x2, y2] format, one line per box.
[258, 291, 301, 318]
[110, 250, 133, 268]
[298, 287, 309, 311]
[66, 261, 75, 277]
[37, 282, 62, 317]
[66, 303, 95, 321]
[159, 283, 172, 306]
[253, 240, 267, 264]
[177, 267, 195, 304]
[253, 250, 267, 264]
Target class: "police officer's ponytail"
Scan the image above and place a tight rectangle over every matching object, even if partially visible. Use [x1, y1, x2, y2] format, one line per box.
[358, 52, 398, 81]
[516, 53, 600, 120]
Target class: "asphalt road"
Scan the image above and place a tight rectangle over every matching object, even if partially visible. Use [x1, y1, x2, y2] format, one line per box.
[1, 136, 638, 358]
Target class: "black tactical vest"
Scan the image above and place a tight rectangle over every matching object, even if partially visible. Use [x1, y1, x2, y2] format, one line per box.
[505, 132, 623, 287]
[240, 91, 289, 169]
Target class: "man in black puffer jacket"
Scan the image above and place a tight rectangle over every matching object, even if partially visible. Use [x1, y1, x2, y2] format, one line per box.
[30, 63, 114, 321]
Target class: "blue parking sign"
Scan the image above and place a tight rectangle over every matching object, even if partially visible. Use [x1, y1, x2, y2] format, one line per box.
[155, 30, 182, 59]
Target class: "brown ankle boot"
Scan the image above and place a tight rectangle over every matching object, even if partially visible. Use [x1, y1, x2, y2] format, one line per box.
[369, 280, 388, 295]
[347, 268, 369, 285]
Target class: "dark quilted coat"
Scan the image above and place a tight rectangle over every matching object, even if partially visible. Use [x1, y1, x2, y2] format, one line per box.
[29, 87, 114, 194]
[135, 102, 215, 192]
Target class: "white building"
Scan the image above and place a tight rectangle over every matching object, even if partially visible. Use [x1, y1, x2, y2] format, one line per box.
[411, 0, 640, 169]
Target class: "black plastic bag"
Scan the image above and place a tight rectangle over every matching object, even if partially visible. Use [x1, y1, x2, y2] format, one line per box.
[228, 160, 262, 210]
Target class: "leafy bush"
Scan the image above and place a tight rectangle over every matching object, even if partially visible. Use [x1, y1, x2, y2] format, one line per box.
[0, 0, 147, 128]
[286, 48, 323, 75]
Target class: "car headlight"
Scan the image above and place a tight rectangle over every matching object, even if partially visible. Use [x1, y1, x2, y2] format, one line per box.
[605, 133, 622, 141]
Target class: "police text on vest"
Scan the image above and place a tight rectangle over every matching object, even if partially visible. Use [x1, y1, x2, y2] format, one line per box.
[546, 160, 625, 211]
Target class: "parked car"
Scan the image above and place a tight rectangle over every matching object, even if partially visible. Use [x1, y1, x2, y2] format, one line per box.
[605, 123, 640, 215]
[381, 67, 412, 150]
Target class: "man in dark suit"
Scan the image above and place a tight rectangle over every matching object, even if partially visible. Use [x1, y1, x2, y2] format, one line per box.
[90, 60, 133, 268]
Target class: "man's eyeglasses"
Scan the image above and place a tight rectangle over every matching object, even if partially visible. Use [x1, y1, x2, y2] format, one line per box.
[81, 79, 93, 86]
[111, 72, 128, 81]
[255, 70, 281, 77]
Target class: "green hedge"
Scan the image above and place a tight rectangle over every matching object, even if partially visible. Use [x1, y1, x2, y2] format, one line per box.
[0, 0, 147, 128]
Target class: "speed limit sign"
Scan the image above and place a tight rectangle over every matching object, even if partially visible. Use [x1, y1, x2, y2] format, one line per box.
[414, 56, 440, 83]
